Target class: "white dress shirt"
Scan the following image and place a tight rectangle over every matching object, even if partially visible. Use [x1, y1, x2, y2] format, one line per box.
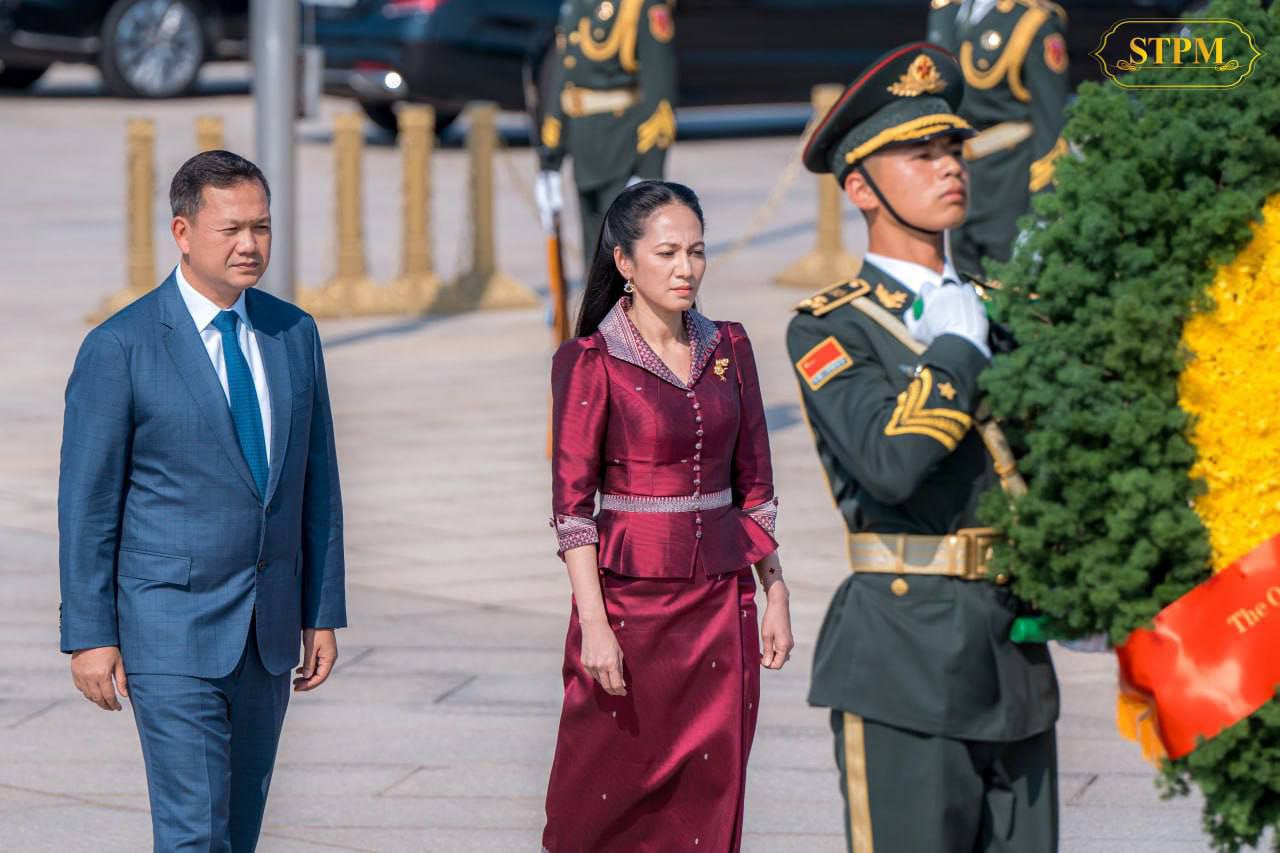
[863, 252, 961, 298]
[174, 265, 273, 463]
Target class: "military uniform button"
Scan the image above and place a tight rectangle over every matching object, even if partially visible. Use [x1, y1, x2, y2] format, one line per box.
[890, 577, 909, 596]
[994, 573, 1010, 586]
[692, 402, 700, 410]
[257, 560, 267, 571]
[696, 429, 704, 437]
[694, 442, 702, 450]
[695, 415, 703, 423]
[695, 531, 703, 539]
[686, 391, 694, 398]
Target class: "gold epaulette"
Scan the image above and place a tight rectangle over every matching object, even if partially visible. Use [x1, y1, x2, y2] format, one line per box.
[794, 279, 871, 317]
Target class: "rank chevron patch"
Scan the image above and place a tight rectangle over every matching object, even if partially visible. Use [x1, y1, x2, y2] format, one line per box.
[884, 368, 972, 449]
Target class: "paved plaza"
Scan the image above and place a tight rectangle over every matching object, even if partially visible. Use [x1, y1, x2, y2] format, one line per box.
[0, 65, 1222, 851]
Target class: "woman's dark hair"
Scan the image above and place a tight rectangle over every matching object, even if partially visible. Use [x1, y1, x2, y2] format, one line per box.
[575, 180, 705, 337]
[170, 149, 271, 220]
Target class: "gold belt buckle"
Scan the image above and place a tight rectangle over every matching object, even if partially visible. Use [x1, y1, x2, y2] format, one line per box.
[957, 527, 1004, 584]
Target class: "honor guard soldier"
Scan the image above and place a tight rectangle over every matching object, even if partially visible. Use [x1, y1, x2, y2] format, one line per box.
[535, 0, 678, 273]
[787, 44, 1059, 852]
[927, 0, 1069, 275]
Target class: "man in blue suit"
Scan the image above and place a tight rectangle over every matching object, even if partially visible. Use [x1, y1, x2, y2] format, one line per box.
[58, 150, 347, 851]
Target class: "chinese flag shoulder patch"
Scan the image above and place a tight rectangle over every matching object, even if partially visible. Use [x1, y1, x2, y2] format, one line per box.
[1044, 32, 1068, 74]
[648, 4, 675, 43]
[796, 336, 853, 391]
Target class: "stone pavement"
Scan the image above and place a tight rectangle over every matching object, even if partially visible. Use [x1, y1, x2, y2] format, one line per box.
[0, 65, 1220, 851]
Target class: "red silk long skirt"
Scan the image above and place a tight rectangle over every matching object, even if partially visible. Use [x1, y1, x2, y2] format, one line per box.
[542, 568, 761, 852]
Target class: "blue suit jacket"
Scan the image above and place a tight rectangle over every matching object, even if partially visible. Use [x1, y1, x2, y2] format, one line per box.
[58, 274, 347, 678]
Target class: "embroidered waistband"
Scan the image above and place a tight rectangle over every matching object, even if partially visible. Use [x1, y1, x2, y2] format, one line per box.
[600, 487, 732, 514]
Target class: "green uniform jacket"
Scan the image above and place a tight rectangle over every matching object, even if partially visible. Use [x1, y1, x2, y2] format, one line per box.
[787, 261, 1059, 741]
[539, 0, 677, 190]
[928, 0, 1069, 270]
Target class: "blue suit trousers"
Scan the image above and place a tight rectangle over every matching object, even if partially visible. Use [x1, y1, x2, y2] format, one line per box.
[129, 625, 290, 852]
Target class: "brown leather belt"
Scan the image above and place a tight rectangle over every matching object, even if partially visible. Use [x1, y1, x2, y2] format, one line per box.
[847, 527, 1007, 584]
[560, 84, 641, 118]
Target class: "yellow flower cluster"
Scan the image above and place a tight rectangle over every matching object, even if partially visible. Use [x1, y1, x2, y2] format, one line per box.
[1179, 194, 1280, 572]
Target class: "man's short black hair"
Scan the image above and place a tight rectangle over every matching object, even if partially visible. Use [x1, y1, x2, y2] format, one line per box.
[169, 150, 271, 219]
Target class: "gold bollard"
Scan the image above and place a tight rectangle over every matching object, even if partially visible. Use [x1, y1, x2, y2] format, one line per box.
[298, 112, 378, 317]
[774, 84, 860, 289]
[195, 115, 224, 152]
[387, 105, 441, 313]
[90, 119, 157, 323]
[432, 102, 538, 314]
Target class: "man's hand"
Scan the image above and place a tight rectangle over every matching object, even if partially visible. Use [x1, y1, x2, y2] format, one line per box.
[535, 169, 564, 233]
[294, 628, 338, 692]
[71, 646, 127, 711]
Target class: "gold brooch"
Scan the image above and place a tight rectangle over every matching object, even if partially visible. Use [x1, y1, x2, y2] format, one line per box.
[875, 283, 909, 310]
[888, 55, 948, 97]
[714, 358, 731, 381]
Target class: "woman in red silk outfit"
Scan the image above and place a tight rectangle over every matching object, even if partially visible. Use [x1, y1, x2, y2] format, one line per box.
[542, 181, 794, 852]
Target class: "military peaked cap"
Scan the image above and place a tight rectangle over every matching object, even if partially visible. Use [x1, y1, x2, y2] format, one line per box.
[803, 42, 975, 184]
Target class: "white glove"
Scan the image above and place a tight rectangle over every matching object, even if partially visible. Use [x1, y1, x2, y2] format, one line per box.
[917, 281, 991, 358]
[535, 170, 564, 233]
[904, 280, 940, 346]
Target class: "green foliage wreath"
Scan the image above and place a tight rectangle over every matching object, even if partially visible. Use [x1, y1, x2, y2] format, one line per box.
[977, 1, 1280, 848]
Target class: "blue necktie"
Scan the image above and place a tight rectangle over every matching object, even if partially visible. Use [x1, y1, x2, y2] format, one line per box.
[211, 311, 269, 497]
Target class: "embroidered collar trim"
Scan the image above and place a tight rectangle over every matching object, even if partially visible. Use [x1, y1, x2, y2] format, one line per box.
[598, 297, 722, 389]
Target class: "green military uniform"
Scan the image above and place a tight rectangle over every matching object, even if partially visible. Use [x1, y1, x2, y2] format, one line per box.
[790, 43, 1060, 852]
[927, 0, 1070, 275]
[539, 0, 677, 271]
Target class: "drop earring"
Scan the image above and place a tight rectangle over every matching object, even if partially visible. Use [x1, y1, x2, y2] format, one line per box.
[623, 280, 635, 294]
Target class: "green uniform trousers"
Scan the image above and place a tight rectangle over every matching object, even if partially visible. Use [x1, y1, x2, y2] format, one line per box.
[576, 174, 633, 275]
[831, 710, 1058, 853]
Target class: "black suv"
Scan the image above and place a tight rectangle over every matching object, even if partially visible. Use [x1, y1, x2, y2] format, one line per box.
[0, 0, 249, 97]
[314, 0, 1196, 133]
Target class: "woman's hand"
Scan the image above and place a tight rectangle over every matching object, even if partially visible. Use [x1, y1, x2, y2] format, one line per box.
[580, 616, 627, 696]
[760, 581, 794, 670]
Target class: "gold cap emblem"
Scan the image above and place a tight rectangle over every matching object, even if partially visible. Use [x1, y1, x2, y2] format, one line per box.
[888, 54, 948, 97]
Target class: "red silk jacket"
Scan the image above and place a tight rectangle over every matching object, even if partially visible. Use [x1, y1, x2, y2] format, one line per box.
[551, 298, 779, 578]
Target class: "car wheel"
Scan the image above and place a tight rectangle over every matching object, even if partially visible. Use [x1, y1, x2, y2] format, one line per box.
[0, 63, 50, 90]
[99, 0, 207, 98]
[361, 102, 459, 137]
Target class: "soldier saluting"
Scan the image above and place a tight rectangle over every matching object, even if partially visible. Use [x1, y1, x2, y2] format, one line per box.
[535, 0, 678, 273]
[787, 44, 1059, 852]
[928, 0, 1069, 275]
